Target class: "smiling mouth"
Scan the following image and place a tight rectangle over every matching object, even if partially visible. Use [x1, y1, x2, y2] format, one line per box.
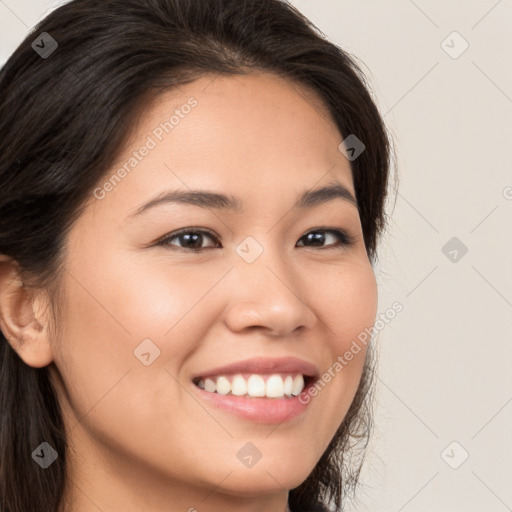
[192, 373, 314, 399]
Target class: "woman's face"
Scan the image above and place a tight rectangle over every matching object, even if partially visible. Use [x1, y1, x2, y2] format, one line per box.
[50, 72, 378, 510]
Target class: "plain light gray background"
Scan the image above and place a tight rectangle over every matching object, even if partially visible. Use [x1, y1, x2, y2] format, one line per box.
[1, 1, 511, 511]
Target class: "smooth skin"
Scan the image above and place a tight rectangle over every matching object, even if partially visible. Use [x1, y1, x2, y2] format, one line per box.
[0, 71, 378, 512]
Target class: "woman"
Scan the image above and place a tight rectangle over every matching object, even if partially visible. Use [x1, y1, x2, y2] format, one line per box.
[0, 0, 393, 511]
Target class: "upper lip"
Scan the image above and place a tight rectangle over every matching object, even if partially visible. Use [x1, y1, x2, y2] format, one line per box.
[191, 356, 320, 380]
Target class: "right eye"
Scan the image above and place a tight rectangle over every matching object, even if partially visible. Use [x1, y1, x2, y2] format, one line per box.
[156, 228, 221, 253]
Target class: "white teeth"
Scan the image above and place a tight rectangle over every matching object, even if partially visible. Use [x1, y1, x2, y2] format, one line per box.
[247, 375, 266, 397]
[216, 376, 231, 395]
[284, 375, 293, 396]
[231, 374, 248, 396]
[291, 374, 304, 396]
[204, 378, 216, 393]
[266, 374, 284, 397]
[196, 373, 306, 398]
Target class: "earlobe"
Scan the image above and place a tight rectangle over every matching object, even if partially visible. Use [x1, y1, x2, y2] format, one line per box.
[0, 255, 54, 368]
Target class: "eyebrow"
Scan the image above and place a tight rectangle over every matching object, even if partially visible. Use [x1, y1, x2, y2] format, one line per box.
[128, 180, 358, 219]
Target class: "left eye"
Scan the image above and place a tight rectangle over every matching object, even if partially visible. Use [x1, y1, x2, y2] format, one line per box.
[297, 228, 356, 248]
[157, 227, 356, 252]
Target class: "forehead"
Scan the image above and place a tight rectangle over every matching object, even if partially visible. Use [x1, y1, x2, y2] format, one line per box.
[88, 71, 355, 218]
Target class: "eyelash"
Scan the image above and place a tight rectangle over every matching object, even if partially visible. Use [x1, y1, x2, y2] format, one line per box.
[156, 227, 357, 253]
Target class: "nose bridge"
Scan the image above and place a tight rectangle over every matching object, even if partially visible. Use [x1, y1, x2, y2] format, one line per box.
[235, 232, 294, 291]
[223, 234, 316, 335]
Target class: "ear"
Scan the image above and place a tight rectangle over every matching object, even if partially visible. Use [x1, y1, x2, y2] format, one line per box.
[0, 255, 54, 368]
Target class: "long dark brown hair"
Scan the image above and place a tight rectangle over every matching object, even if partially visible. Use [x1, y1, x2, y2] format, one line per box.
[0, 1, 394, 510]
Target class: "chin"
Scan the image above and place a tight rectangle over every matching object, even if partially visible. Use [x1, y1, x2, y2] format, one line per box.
[217, 459, 313, 496]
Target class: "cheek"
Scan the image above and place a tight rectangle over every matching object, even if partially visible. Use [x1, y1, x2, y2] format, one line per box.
[51, 257, 204, 458]
[62, 248, 219, 350]
[317, 259, 378, 348]
[54, 249, 230, 417]
[303, 260, 377, 438]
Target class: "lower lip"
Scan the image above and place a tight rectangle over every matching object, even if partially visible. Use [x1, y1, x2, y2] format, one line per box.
[191, 379, 316, 424]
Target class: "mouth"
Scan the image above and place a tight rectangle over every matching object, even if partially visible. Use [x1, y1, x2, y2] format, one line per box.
[191, 372, 319, 424]
[192, 372, 315, 399]
[189, 356, 320, 423]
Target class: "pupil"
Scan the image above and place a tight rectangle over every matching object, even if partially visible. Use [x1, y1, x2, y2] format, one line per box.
[182, 233, 201, 248]
[307, 232, 324, 246]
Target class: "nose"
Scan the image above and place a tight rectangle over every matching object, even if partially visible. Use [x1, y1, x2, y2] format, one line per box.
[222, 249, 317, 337]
